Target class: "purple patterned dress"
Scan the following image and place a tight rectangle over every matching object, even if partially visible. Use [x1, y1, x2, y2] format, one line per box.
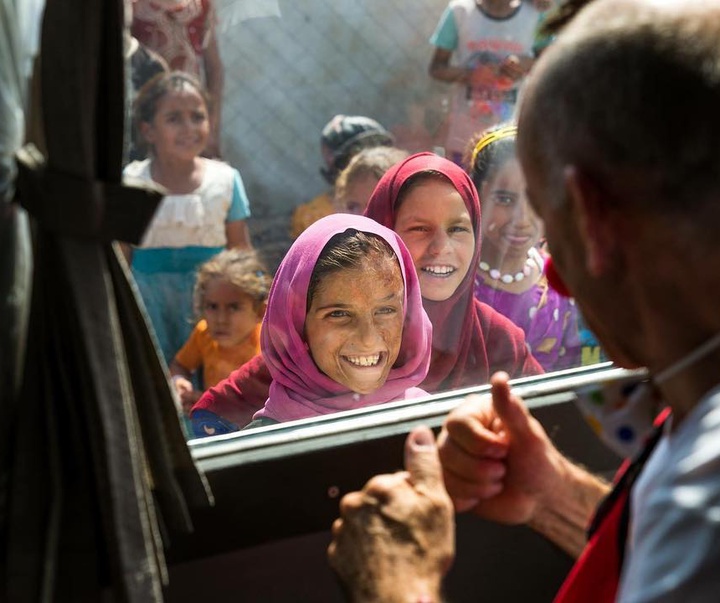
[474, 275, 583, 372]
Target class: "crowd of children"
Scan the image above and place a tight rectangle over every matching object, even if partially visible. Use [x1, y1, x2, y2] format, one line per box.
[121, 0, 605, 438]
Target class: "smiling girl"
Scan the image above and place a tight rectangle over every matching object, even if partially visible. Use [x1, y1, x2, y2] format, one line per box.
[365, 152, 542, 391]
[469, 123, 582, 371]
[124, 71, 253, 363]
[244, 214, 431, 428]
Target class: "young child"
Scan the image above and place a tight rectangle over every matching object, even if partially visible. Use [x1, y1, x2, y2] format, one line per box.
[170, 249, 270, 414]
[289, 115, 394, 239]
[124, 71, 252, 364]
[468, 122, 583, 371]
[333, 146, 409, 215]
[245, 215, 432, 429]
[428, 0, 542, 162]
[190, 215, 432, 435]
[365, 152, 543, 391]
[131, 0, 225, 156]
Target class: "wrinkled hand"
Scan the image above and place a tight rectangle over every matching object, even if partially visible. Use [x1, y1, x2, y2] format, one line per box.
[328, 426, 455, 603]
[438, 372, 566, 525]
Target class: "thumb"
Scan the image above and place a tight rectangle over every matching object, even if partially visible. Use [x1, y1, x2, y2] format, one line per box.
[404, 425, 443, 491]
[490, 372, 532, 440]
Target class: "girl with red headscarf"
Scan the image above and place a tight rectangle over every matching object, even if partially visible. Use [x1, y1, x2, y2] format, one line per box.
[363, 152, 541, 391]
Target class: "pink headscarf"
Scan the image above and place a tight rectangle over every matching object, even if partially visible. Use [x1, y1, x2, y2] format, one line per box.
[364, 152, 541, 391]
[254, 214, 432, 423]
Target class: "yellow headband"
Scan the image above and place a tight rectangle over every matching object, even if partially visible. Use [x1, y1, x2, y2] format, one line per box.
[470, 124, 518, 168]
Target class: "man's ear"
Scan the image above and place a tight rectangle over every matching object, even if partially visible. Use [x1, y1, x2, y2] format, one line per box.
[563, 165, 618, 277]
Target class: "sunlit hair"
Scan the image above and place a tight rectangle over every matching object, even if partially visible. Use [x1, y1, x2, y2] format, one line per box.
[193, 249, 272, 319]
[466, 122, 518, 191]
[395, 169, 450, 210]
[133, 70, 211, 155]
[307, 230, 399, 312]
[334, 147, 409, 209]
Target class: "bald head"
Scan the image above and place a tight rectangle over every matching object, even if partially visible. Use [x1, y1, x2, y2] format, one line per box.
[519, 0, 720, 219]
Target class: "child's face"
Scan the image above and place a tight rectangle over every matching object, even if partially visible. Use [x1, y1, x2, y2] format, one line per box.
[304, 256, 404, 395]
[480, 158, 543, 265]
[203, 279, 262, 348]
[141, 84, 209, 162]
[394, 179, 475, 301]
[336, 174, 380, 215]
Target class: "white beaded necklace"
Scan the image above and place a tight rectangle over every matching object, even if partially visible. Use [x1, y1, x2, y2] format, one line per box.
[479, 247, 544, 284]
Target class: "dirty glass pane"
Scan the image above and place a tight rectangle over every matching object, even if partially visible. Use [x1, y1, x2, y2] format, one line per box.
[123, 0, 606, 439]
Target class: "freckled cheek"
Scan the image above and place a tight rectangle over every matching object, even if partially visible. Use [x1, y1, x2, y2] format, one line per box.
[383, 322, 404, 364]
[307, 332, 346, 367]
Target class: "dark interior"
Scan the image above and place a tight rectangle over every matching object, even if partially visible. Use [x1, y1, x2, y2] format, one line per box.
[165, 373, 622, 602]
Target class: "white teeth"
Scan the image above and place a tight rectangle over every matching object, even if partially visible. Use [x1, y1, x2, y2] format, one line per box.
[422, 266, 455, 275]
[345, 354, 381, 367]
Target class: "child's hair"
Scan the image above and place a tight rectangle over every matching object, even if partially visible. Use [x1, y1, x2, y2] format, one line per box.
[395, 169, 450, 210]
[133, 70, 211, 155]
[334, 147, 409, 208]
[307, 230, 398, 311]
[193, 249, 272, 319]
[319, 115, 395, 184]
[465, 123, 518, 190]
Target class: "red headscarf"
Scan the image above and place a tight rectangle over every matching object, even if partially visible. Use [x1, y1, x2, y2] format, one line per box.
[364, 153, 542, 391]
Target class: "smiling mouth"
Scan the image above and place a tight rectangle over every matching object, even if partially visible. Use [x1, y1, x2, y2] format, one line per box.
[421, 265, 456, 278]
[343, 353, 383, 367]
[504, 234, 532, 245]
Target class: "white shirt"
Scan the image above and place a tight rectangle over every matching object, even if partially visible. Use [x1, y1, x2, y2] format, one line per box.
[618, 386, 720, 602]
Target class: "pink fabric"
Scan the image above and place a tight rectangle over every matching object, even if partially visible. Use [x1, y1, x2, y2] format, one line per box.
[254, 214, 432, 423]
[364, 152, 543, 391]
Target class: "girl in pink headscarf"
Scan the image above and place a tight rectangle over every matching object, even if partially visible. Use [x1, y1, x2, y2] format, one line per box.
[193, 214, 432, 433]
[364, 152, 542, 391]
[192, 156, 540, 431]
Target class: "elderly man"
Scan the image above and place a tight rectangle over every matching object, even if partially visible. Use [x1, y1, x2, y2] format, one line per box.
[328, 1, 720, 601]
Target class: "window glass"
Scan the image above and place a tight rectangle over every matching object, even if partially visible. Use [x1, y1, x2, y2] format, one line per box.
[124, 0, 607, 440]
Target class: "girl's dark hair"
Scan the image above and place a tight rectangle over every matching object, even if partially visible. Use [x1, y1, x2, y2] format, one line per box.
[395, 169, 450, 210]
[133, 70, 211, 154]
[307, 230, 398, 311]
[465, 123, 518, 191]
